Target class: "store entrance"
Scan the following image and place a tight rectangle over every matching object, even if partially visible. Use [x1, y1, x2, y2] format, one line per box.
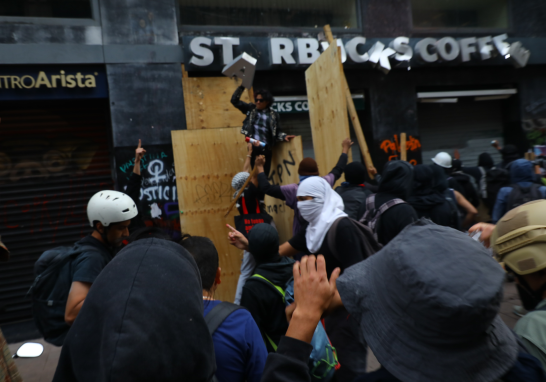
[418, 98, 507, 166]
[0, 99, 113, 328]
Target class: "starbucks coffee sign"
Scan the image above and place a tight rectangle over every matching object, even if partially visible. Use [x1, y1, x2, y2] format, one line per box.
[183, 34, 530, 74]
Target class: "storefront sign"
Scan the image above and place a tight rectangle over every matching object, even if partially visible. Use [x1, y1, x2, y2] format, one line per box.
[182, 34, 530, 74]
[271, 96, 364, 114]
[0, 65, 108, 100]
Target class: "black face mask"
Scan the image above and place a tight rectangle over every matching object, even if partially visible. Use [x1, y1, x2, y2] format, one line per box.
[516, 276, 546, 311]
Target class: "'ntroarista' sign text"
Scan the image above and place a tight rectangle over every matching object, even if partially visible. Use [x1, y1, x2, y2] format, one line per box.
[0, 70, 98, 89]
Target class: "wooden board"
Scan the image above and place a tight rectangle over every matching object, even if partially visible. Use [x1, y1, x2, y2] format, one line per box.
[264, 136, 303, 244]
[172, 129, 303, 302]
[182, 76, 252, 130]
[305, 44, 351, 187]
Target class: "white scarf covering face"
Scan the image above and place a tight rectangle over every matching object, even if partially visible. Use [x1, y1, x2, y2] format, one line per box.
[297, 177, 347, 253]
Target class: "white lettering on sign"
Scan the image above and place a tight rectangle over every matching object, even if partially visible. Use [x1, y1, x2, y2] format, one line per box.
[187, 34, 531, 72]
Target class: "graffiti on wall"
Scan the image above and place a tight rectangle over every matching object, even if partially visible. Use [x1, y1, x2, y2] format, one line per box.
[0, 136, 111, 242]
[379, 134, 421, 165]
[116, 145, 180, 236]
[0, 138, 99, 184]
[523, 99, 546, 145]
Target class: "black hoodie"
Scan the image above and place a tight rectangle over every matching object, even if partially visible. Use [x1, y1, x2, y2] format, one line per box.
[408, 165, 457, 228]
[375, 161, 418, 245]
[240, 256, 294, 353]
[53, 238, 216, 382]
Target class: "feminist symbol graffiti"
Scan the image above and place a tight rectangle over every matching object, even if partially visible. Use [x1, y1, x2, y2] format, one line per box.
[148, 159, 167, 184]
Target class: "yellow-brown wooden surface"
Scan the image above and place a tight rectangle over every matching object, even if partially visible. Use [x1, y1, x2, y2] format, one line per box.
[172, 129, 303, 302]
[263, 136, 303, 243]
[305, 44, 351, 188]
[182, 76, 251, 130]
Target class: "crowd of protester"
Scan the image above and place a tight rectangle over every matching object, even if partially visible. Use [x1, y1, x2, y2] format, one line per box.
[5, 89, 546, 382]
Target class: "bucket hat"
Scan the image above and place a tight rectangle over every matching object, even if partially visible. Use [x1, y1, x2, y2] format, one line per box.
[337, 219, 518, 382]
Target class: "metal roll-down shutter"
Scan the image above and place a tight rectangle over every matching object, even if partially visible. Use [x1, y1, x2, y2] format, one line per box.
[0, 99, 113, 326]
[418, 100, 504, 167]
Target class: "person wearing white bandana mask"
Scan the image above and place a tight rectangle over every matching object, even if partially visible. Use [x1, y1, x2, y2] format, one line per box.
[291, 176, 370, 381]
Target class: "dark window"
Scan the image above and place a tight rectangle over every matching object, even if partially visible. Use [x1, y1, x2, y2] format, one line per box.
[0, 0, 92, 19]
[179, 0, 358, 28]
[412, 0, 508, 29]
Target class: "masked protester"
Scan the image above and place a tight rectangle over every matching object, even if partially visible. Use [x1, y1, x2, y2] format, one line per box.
[339, 219, 545, 382]
[53, 237, 216, 382]
[408, 165, 459, 229]
[492, 200, 546, 369]
[239, 224, 295, 353]
[288, 176, 374, 381]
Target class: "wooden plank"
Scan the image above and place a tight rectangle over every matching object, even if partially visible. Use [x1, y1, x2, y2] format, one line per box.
[305, 43, 351, 188]
[264, 136, 303, 244]
[400, 132, 407, 161]
[182, 76, 252, 130]
[172, 129, 303, 302]
[323, 25, 375, 179]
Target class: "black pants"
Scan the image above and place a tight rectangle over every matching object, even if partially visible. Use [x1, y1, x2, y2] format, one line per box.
[324, 307, 368, 381]
[250, 146, 273, 178]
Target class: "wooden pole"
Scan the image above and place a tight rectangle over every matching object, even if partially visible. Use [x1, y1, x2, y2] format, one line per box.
[224, 166, 258, 218]
[324, 25, 375, 179]
[400, 133, 407, 161]
[247, 87, 254, 103]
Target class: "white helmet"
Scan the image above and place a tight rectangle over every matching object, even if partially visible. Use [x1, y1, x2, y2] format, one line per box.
[431, 152, 452, 168]
[87, 190, 138, 227]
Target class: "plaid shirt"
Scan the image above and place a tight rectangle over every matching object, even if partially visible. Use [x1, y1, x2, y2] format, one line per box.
[253, 109, 270, 144]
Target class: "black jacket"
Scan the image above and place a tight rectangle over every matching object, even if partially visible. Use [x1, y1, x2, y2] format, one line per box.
[335, 183, 372, 220]
[374, 161, 418, 245]
[53, 238, 216, 382]
[231, 86, 286, 148]
[288, 217, 371, 277]
[241, 257, 294, 353]
[408, 165, 459, 229]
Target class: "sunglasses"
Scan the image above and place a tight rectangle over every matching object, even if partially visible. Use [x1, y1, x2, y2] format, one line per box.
[255, 98, 265, 103]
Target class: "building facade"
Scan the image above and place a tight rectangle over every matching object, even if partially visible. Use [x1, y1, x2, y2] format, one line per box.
[1, 0, 546, 331]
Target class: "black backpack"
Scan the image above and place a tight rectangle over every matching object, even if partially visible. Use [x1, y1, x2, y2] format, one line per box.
[485, 167, 511, 211]
[27, 243, 100, 346]
[451, 172, 480, 207]
[335, 186, 371, 221]
[506, 184, 543, 211]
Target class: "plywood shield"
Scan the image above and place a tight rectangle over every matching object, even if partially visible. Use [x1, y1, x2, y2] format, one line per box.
[172, 129, 303, 302]
[182, 76, 252, 130]
[305, 44, 351, 187]
[263, 136, 303, 244]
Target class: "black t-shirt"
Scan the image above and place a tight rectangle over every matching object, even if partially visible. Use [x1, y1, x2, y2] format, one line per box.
[70, 236, 113, 284]
[288, 218, 367, 277]
[236, 183, 265, 215]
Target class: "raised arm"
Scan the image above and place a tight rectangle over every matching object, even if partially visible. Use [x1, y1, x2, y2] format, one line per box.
[231, 85, 254, 114]
[125, 140, 145, 208]
[256, 155, 286, 200]
[327, 138, 352, 184]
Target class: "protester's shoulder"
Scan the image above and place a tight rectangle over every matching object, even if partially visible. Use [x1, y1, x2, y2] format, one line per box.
[515, 309, 546, 341]
[323, 173, 335, 186]
[336, 217, 355, 230]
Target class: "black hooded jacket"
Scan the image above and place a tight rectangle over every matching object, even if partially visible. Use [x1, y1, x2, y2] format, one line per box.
[240, 256, 294, 353]
[53, 238, 216, 382]
[374, 161, 419, 245]
[408, 165, 458, 229]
